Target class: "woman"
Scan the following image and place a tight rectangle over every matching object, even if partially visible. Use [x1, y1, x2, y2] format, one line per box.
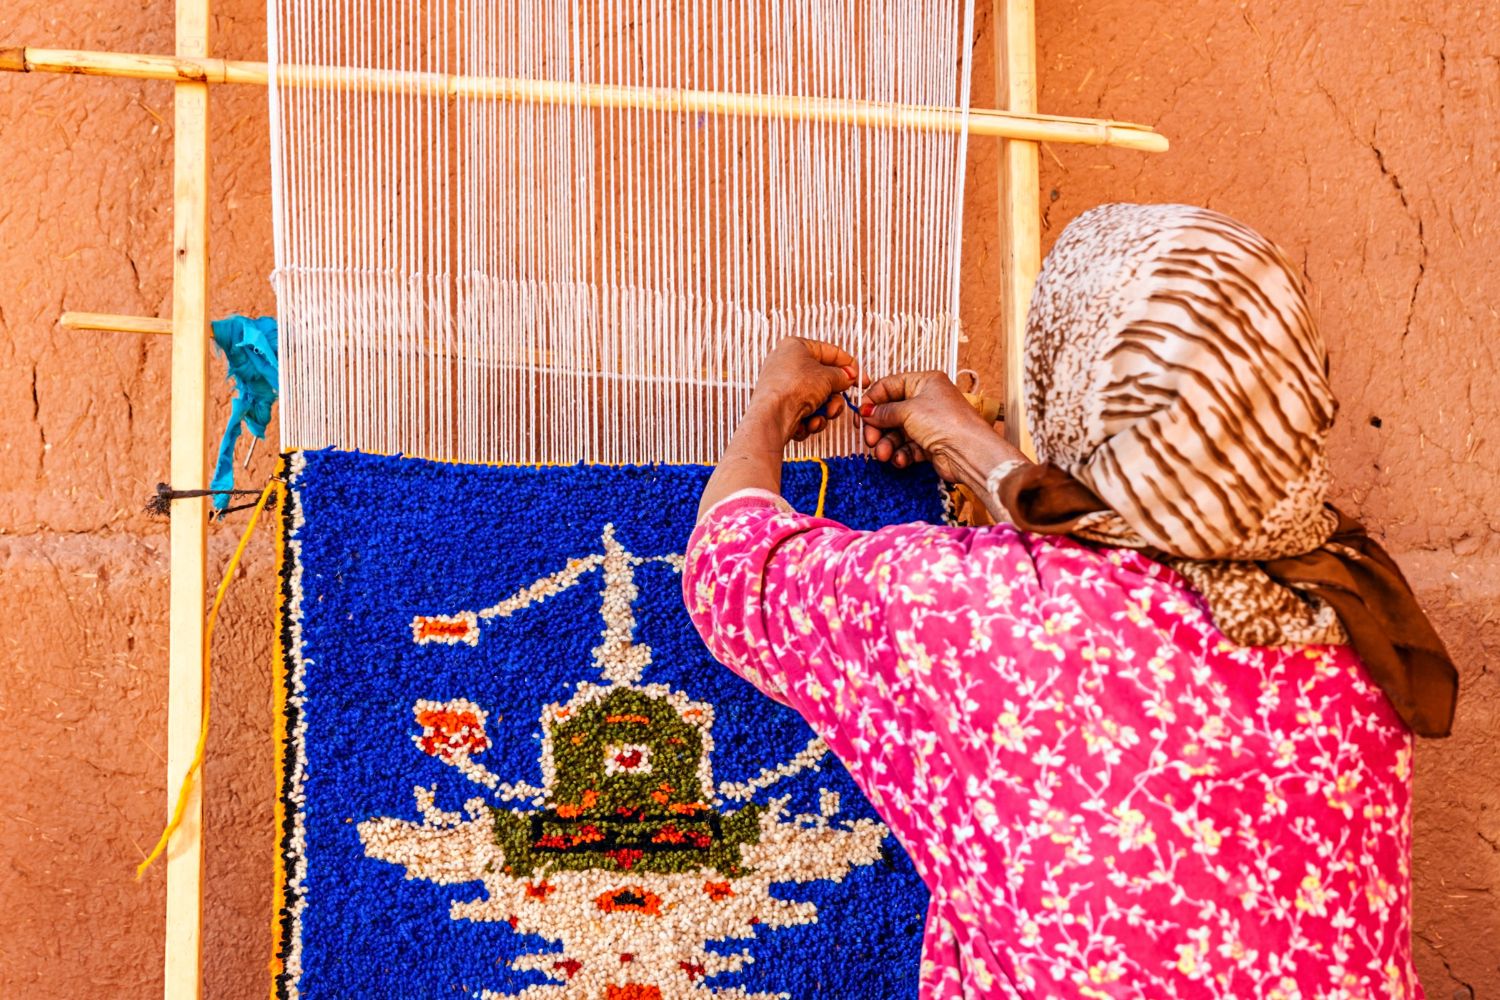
[682, 204, 1456, 998]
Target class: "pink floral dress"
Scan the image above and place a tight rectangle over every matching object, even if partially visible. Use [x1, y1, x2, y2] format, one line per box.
[683, 491, 1421, 1000]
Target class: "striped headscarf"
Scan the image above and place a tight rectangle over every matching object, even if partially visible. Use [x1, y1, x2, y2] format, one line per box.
[995, 203, 1457, 736]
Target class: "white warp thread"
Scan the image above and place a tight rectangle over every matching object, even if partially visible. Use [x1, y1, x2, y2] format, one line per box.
[269, 0, 977, 465]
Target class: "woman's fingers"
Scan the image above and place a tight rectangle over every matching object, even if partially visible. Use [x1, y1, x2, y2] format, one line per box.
[792, 418, 824, 441]
[869, 428, 907, 464]
[861, 371, 944, 428]
[863, 373, 912, 407]
[751, 337, 866, 444]
[792, 413, 832, 442]
[864, 416, 931, 471]
[860, 399, 910, 430]
[865, 370, 954, 406]
[794, 337, 857, 372]
[794, 395, 841, 436]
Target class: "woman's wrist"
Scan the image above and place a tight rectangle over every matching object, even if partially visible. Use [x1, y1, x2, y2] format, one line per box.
[696, 400, 793, 519]
[744, 392, 803, 445]
[942, 423, 1029, 505]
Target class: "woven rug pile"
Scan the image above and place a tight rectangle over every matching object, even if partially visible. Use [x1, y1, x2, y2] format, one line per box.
[274, 450, 943, 999]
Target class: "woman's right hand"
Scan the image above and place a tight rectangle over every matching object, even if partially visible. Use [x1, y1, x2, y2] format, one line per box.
[860, 371, 1026, 487]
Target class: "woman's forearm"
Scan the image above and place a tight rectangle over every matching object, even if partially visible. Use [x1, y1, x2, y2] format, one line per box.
[696, 402, 791, 520]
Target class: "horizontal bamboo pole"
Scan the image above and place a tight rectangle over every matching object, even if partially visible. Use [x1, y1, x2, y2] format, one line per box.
[60, 311, 174, 335]
[0, 45, 1168, 152]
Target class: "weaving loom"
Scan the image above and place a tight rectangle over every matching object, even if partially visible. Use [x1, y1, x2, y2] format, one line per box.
[1, 2, 1165, 995]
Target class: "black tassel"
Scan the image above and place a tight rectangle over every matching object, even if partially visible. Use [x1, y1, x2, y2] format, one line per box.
[146, 482, 280, 519]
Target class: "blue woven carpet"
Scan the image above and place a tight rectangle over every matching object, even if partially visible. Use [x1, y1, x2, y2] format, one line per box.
[275, 449, 943, 999]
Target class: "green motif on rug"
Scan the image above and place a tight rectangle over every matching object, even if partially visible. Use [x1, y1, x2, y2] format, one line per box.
[493, 685, 765, 879]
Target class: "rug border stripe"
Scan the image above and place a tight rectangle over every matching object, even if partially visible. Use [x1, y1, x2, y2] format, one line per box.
[271, 454, 309, 1000]
[269, 463, 287, 997]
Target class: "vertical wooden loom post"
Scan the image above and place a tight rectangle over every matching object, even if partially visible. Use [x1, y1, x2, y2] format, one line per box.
[996, 0, 1041, 458]
[164, 0, 210, 993]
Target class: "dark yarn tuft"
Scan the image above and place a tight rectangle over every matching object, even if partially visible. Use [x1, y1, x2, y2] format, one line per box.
[145, 481, 280, 519]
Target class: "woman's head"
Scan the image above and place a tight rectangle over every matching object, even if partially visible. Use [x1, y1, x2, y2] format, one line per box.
[1025, 203, 1338, 561]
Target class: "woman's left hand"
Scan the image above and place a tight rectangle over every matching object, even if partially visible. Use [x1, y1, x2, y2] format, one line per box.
[746, 337, 861, 443]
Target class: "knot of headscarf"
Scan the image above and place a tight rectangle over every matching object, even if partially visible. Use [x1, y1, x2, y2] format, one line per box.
[997, 203, 1457, 737]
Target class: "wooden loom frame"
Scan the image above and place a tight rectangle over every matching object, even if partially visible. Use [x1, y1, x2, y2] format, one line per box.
[2, 2, 1164, 996]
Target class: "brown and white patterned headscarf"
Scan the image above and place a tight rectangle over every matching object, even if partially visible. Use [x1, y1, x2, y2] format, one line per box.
[993, 203, 1458, 736]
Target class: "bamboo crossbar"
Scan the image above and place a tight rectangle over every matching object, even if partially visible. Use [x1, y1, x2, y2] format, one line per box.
[61, 311, 174, 335]
[0, 45, 1168, 152]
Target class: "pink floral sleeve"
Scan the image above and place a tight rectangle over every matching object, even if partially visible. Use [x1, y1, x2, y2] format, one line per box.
[682, 489, 1421, 1000]
[683, 492, 1008, 795]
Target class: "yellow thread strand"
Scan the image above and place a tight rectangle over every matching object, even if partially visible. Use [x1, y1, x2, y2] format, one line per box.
[137, 479, 280, 880]
[784, 456, 833, 518]
[811, 458, 831, 519]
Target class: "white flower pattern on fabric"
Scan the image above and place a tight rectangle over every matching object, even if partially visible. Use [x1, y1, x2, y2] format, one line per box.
[682, 493, 1420, 1000]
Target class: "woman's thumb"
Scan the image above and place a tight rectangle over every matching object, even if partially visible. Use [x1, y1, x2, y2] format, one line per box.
[860, 399, 909, 428]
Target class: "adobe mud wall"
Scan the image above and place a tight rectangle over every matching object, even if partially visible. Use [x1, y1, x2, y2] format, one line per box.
[1, 0, 1494, 995]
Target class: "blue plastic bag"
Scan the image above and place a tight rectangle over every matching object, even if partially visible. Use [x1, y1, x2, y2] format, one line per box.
[209, 315, 279, 514]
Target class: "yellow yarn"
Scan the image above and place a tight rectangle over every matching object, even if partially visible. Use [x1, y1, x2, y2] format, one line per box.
[811, 457, 831, 519]
[782, 456, 833, 518]
[136, 479, 281, 880]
